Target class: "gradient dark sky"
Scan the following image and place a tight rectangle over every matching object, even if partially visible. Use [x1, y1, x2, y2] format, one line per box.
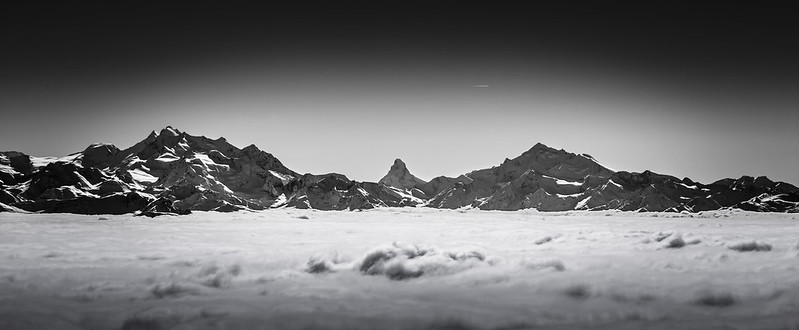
[2, 2, 798, 184]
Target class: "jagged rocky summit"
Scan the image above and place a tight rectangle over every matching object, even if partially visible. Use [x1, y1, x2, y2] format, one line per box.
[379, 159, 426, 190]
[1, 127, 797, 215]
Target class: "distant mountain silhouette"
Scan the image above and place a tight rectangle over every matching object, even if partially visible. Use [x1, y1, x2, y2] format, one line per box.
[379, 159, 426, 190]
[1, 127, 796, 214]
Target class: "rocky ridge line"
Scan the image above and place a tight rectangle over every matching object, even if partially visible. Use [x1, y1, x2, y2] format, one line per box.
[1, 127, 797, 214]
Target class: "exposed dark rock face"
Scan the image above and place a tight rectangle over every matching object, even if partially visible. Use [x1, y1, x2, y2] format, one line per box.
[1, 128, 797, 214]
[14, 192, 153, 215]
[377, 143, 798, 213]
[0, 127, 299, 214]
[0, 151, 33, 185]
[424, 143, 614, 210]
[412, 175, 467, 200]
[283, 173, 420, 210]
[139, 197, 192, 217]
[81, 143, 121, 168]
[378, 159, 426, 190]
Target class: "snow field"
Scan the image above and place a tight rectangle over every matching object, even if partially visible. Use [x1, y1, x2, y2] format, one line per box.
[1, 209, 798, 329]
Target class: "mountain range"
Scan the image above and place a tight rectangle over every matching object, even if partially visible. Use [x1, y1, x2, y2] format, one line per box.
[2, 127, 797, 215]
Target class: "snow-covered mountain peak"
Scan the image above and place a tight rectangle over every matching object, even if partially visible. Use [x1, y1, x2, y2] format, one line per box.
[160, 126, 181, 137]
[3, 129, 798, 214]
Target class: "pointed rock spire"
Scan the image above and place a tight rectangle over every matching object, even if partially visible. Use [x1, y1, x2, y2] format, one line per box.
[379, 158, 427, 189]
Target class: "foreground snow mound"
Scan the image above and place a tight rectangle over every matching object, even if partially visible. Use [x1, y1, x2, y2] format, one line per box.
[307, 242, 493, 280]
[727, 240, 773, 252]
